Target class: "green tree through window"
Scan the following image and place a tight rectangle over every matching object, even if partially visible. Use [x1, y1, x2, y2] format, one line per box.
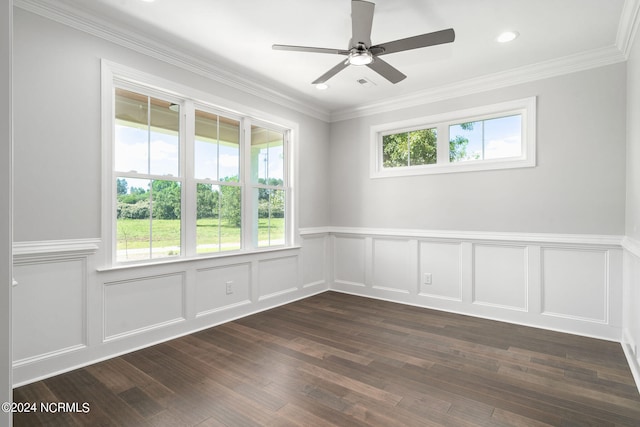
[383, 128, 437, 167]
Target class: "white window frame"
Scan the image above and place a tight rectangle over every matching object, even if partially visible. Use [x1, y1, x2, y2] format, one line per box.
[101, 61, 296, 268]
[370, 97, 536, 178]
[247, 119, 291, 249]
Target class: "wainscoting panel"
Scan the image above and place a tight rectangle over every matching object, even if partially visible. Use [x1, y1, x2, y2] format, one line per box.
[473, 244, 528, 311]
[103, 272, 186, 341]
[13, 240, 326, 386]
[300, 234, 327, 287]
[195, 263, 251, 316]
[12, 232, 628, 389]
[257, 255, 299, 300]
[622, 237, 640, 392]
[12, 259, 86, 364]
[329, 228, 623, 342]
[333, 235, 366, 287]
[542, 248, 608, 323]
[419, 241, 462, 301]
[372, 238, 413, 294]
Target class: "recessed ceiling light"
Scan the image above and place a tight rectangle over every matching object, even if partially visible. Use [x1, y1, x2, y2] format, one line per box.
[497, 31, 519, 43]
[140, 0, 155, 3]
[315, 83, 329, 90]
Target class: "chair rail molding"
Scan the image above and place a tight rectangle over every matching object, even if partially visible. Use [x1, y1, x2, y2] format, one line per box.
[13, 239, 101, 264]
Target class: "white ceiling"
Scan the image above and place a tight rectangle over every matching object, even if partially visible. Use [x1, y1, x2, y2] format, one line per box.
[26, 0, 634, 117]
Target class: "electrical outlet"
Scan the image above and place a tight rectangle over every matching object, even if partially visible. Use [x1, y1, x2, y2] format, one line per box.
[423, 273, 432, 285]
[225, 281, 233, 295]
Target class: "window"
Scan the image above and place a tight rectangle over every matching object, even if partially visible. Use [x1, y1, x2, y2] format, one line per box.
[382, 127, 437, 167]
[105, 69, 292, 265]
[449, 115, 522, 162]
[114, 88, 183, 262]
[251, 125, 286, 247]
[194, 109, 241, 254]
[371, 97, 536, 177]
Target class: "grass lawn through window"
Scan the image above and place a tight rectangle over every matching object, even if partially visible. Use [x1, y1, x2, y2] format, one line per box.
[117, 218, 284, 260]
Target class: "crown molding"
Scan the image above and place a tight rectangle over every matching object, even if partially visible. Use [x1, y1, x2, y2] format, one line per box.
[617, 0, 640, 58]
[330, 45, 627, 122]
[13, 0, 332, 122]
[14, 0, 636, 124]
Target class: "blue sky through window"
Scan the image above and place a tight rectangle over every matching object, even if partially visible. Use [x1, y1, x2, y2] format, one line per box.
[450, 114, 522, 161]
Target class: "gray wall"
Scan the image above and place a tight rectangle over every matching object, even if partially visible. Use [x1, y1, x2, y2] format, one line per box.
[329, 64, 627, 235]
[13, 7, 628, 241]
[624, 7, 640, 378]
[627, 25, 640, 241]
[12, 8, 330, 242]
[1, 0, 13, 424]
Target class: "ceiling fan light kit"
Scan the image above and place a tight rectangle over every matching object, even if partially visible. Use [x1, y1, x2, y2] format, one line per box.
[348, 49, 374, 66]
[272, 0, 455, 85]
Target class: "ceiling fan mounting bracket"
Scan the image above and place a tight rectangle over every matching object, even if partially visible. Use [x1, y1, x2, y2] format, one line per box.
[352, 42, 369, 51]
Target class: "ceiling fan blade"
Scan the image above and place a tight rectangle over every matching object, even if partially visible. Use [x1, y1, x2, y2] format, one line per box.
[350, 0, 375, 47]
[272, 44, 349, 55]
[367, 57, 406, 84]
[312, 60, 350, 84]
[373, 28, 455, 56]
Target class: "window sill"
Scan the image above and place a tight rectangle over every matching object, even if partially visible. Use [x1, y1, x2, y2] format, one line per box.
[96, 245, 301, 272]
[371, 156, 535, 178]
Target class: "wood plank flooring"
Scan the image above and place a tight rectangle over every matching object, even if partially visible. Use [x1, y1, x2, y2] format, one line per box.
[13, 291, 640, 426]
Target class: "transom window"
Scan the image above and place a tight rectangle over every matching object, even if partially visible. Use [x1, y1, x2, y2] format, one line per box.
[371, 97, 536, 177]
[382, 127, 437, 167]
[107, 76, 292, 265]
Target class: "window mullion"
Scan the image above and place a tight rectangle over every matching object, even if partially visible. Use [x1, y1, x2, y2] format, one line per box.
[147, 97, 153, 259]
[242, 118, 254, 251]
[183, 100, 196, 258]
[406, 131, 410, 167]
[437, 124, 450, 164]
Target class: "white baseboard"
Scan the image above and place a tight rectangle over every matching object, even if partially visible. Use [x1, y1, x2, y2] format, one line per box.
[622, 330, 640, 395]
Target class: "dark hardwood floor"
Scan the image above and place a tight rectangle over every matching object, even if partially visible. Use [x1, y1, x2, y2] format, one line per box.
[13, 291, 640, 426]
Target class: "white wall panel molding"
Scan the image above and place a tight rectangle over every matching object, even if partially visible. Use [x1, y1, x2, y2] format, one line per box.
[418, 241, 463, 301]
[333, 235, 367, 288]
[13, 237, 327, 386]
[472, 244, 529, 312]
[195, 263, 252, 317]
[541, 247, 610, 324]
[12, 240, 95, 370]
[327, 227, 623, 246]
[103, 272, 187, 341]
[622, 236, 640, 394]
[623, 235, 640, 259]
[13, 238, 100, 264]
[623, 329, 640, 393]
[329, 228, 623, 341]
[13, 344, 86, 369]
[300, 234, 329, 288]
[371, 238, 414, 294]
[299, 227, 332, 236]
[13, 258, 88, 366]
[257, 255, 299, 301]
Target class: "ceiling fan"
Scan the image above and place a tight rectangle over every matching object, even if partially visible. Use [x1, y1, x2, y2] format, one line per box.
[272, 0, 455, 85]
